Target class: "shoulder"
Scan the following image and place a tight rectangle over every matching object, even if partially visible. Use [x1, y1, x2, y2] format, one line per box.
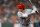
[17, 11, 22, 14]
[17, 11, 22, 16]
[25, 9, 32, 11]
[25, 9, 32, 12]
[17, 11, 22, 17]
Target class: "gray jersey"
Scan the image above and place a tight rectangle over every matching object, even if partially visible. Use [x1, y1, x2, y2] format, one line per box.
[17, 9, 32, 26]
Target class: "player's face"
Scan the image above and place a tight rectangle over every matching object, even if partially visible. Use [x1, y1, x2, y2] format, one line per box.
[18, 8, 23, 11]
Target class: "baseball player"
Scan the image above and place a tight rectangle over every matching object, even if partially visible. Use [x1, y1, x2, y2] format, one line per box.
[16, 4, 37, 27]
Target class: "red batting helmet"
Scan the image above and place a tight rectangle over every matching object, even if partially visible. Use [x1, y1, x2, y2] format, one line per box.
[17, 4, 25, 9]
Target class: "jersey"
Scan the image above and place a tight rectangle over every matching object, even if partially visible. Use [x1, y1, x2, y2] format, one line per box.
[17, 9, 32, 17]
[17, 9, 32, 26]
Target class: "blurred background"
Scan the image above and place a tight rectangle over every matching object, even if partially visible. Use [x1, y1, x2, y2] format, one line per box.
[0, 0, 40, 27]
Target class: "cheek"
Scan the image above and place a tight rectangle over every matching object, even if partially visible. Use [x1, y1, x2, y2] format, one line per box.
[19, 9, 22, 11]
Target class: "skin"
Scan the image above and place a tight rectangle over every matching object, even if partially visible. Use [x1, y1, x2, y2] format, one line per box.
[18, 8, 25, 13]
